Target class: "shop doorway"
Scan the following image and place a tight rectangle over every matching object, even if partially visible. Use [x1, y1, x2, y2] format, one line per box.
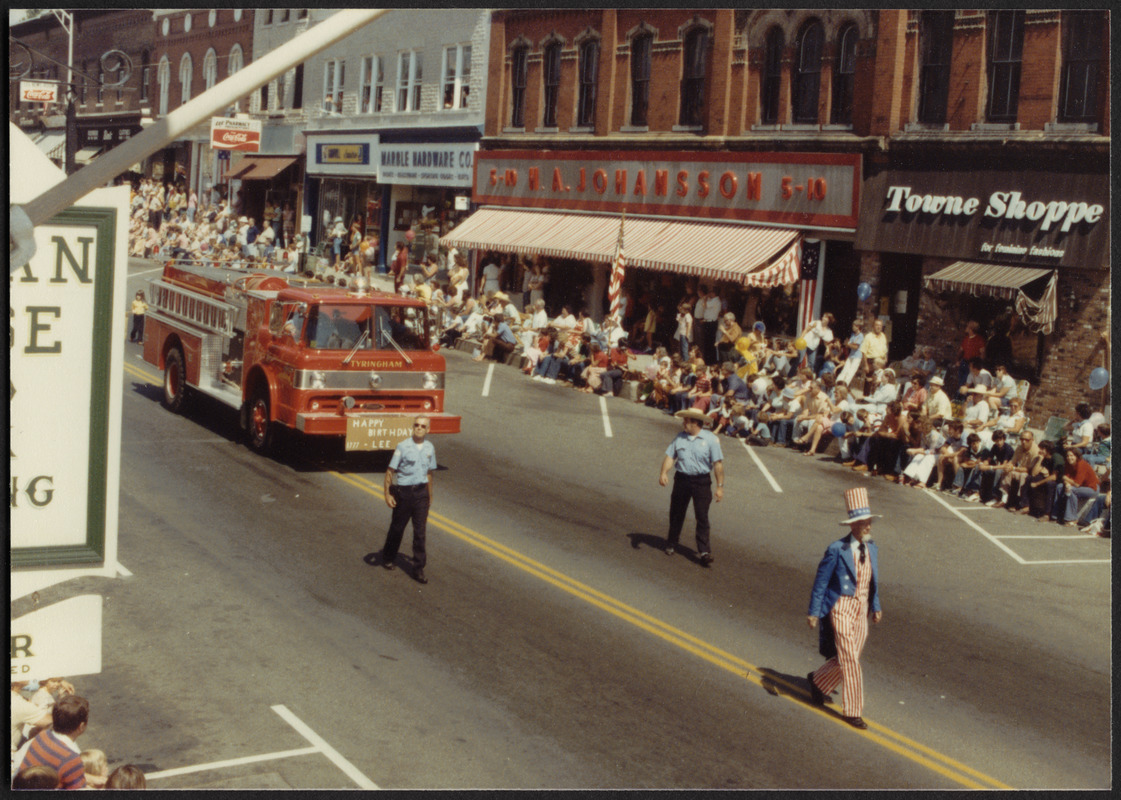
[878, 253, 924, 360]
[818, 241, 861, 340]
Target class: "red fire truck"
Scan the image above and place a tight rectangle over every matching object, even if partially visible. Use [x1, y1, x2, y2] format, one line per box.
[142, 261, 460, 453]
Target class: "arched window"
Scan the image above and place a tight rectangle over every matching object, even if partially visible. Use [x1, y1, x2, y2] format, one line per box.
[179, 52, 193, 104]
[542, 41, 562, 127]
[203, 48, 218, 91]
[510, 46, 528, 127]
[228, 44, 243, 77]
[1058, 10, 1104, 122]
[577, 38, 599, 127]
[760, 27, 783, 124]
[917, 11, 954, 123]
[986, 10, 1024, 122]
[630, 33, 652, 127]
[679, 26, 708, 127]
[792, 19, 823, 123]
[157, 55, 170, 115]
[830, 24, 857, 124]
[140, 50, 150, 103]
[228, 44, 244, 111]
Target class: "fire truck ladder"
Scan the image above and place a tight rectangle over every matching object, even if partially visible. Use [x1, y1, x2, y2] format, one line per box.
[148, 279, 237, 337]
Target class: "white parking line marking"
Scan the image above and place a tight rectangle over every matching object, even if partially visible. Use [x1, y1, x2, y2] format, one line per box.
[116, 563, 133, 578]
[997, 534, 1102, 540]
[272, 704, 379, 789]
[481, 362, 494, 397]
[146, 747, 319, 780]
[926, 490, 1026, 564]
[1019, 558, 1112, 565]
[600, 395, 613, 438]
[740, 440, 782, 493]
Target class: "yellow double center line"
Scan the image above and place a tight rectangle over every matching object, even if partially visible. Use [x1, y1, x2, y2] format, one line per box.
[333, 471, 1011, 790]
[122, 361, 1009, 788]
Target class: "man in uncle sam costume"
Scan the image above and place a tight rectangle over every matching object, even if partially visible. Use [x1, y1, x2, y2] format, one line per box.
[805, 487, 883, 730]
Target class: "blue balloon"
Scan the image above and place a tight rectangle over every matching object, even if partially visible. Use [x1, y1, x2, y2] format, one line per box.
[831, 422, 847, 438]
[1089, 367, 1109, 391]
[856, 282, 872, 302]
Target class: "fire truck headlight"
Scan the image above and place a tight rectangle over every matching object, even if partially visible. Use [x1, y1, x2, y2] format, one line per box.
[342, 396, 356, 409]
[368, 372, 382, 389]
[311, 400, 320, 411]
[423, 400, 433, 410]
[310, 370, 326, 390]
[423, 372, 438, 390]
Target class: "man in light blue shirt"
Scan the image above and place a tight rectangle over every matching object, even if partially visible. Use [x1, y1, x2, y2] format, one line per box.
[659, 408, 725, 566]
[379, 415, 437, 584]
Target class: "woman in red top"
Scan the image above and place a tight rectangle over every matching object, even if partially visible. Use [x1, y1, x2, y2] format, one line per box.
[1057, 449, 1100, 526]
[957, 320, 985, 388]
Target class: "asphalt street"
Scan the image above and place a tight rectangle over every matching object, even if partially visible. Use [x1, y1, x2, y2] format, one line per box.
[36, 258, 1109, 790]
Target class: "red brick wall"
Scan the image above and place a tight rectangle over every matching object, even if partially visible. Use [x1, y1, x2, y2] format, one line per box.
[947, 13, 986, 130]
[1017, 12, 1061, 129]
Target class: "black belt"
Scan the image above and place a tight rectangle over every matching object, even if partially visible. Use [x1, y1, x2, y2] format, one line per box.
[675, 472, 711, 481]
[394, 483, 428, 492]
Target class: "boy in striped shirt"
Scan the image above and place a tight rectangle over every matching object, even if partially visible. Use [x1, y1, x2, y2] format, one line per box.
[18, 695, 89, 789]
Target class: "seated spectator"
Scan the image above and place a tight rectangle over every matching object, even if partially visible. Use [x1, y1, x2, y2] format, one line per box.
[931, 420, 968, 491]
[767, 386, 802, 446]
[900, 416, 946, 487]
[835, 319, 865, 386]
[958, 357, 994, 397]
[950, 433, 989, 500]
[923, 375, 953, 424]
[686, 364, 716, 412]
[989, 364, 1018, 409]
[1054, 448, 1101, 526]
[1080, 485, 1110, 537]
[900, 346, 924, 374]
[979, 396, 1027, 447]
[597, 338, 634, 397]
[999, 430, 1041, 511]
[961, 387, 992, 436]
[474, 315, 518, 363]
[977, 429, 1015, 503]
[900, 373, 927, 415]
[791, 381, 831, 447]
[11, 682, 52, 766]
[1018, 439, 1059, 517]
[863, 400, 908, 480]
[522, 328, 557, 376]
[716, 313, 743, 364]
[1082, 423, 1110, 468]
[577, 341, 610, 393]
[80, 748, 109, 789]
[18, 695, 90, 789]
[519, 299, 550, 350]
[12, 764, 60, 789]
[105, 764, 147, 790]
[1067, 402, 1096, 451]
[917, 346, 937, 377]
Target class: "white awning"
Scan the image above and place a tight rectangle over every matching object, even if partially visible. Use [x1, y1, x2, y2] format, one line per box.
[74, 147, 103, 165]
[441, 207, 802, 286]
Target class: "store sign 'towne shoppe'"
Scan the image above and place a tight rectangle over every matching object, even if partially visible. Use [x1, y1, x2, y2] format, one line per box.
[473, 150, 861, 232]
[856, 168, 1109, 270]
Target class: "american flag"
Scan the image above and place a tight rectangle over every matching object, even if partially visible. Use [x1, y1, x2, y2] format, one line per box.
[608, 210, 626, 322]
[797, 239, 821, 333]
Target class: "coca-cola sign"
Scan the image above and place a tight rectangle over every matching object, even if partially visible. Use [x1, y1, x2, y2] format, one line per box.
[209, 117, 262, 152]
[20, 81, 58, 103]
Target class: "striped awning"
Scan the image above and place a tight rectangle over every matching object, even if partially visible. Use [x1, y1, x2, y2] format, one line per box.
[924, 261, 1053, 301]
[440, 207, 801, 286]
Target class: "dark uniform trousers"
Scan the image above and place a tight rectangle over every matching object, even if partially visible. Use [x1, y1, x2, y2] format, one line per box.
[383, 484, 430, 568]
[668, 472, 713, 553]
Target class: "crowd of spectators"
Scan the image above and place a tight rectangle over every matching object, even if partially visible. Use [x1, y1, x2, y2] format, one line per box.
[11, 678, 146, 790]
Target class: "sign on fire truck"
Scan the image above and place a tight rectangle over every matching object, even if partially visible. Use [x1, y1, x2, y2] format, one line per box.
[142, 262, 460, 452]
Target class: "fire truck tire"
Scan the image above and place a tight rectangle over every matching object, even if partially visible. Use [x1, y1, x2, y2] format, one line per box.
[163, 347, 188, 412]
[247, 390, 274, 453]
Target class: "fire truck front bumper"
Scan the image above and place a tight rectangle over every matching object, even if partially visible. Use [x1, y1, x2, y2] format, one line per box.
[295, 410, 462, 437]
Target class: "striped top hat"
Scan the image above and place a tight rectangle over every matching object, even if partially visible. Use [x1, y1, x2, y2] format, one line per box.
[839, 487, 882, 525]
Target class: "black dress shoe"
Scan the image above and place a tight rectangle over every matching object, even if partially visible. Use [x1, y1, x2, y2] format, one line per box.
[664, 545, 675, 556]
[413, 567, 428, 584]
[807, 673, 828, 706]
[381, 553, 396, 570]
[842, 715, 868, 729]
[699, 552, 714, 566]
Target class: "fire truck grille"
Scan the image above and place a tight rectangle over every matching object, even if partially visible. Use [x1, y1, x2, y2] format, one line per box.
[293, 369, 443, 391]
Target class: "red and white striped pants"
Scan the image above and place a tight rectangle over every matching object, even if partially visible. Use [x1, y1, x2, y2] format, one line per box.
[813, 595, 869, 716]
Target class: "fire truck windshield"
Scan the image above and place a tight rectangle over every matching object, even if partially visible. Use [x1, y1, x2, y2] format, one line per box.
[306, 304, 429, 351]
